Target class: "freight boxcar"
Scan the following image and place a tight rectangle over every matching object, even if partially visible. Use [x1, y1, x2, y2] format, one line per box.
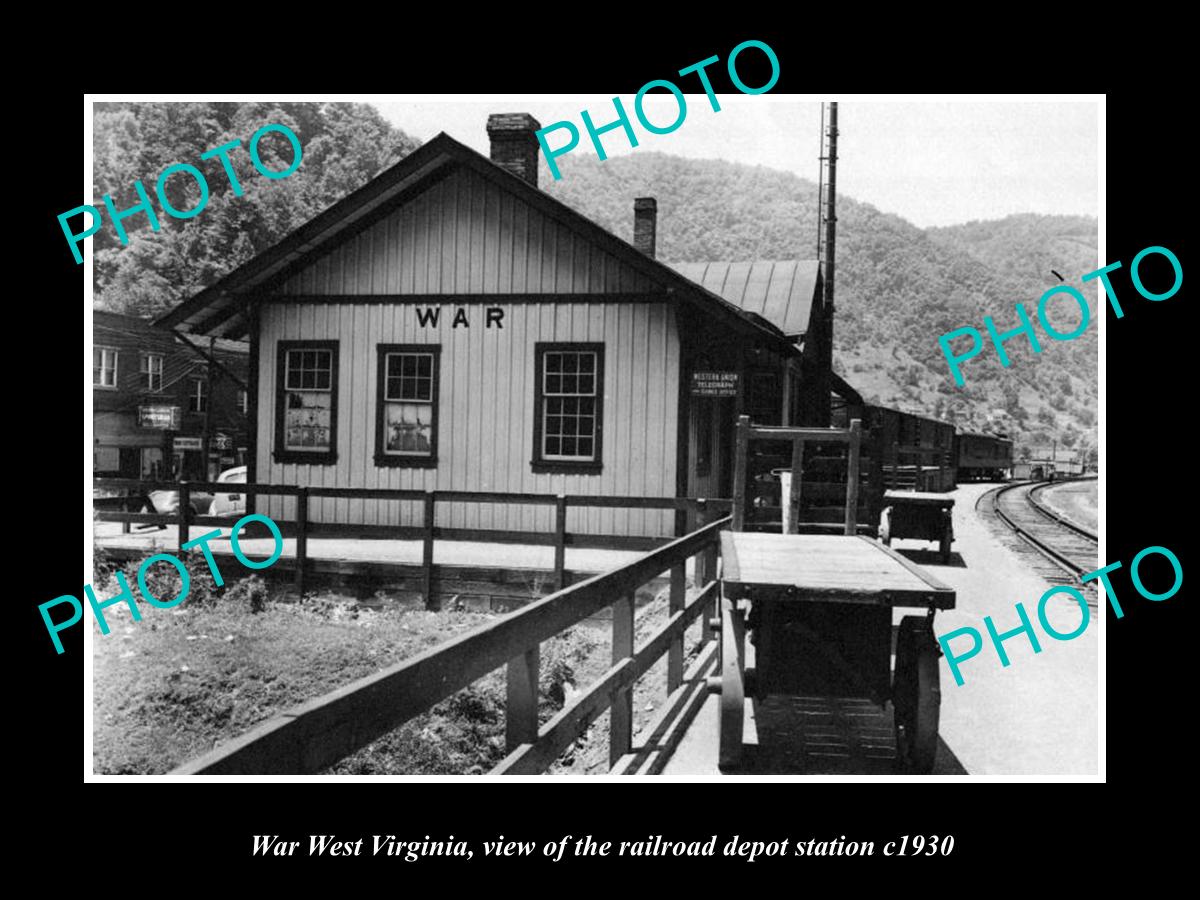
[857, 405, 957, 493]
[955, 432, 1013, 481]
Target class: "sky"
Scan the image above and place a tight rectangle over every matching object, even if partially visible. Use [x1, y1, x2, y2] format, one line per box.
[373, 97, 1099, 229]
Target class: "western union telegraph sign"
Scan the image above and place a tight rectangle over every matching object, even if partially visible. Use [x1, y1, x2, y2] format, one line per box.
[691, 372, 739, 396]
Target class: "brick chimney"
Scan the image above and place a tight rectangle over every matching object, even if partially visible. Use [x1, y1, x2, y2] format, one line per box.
[487, 113, 542, 186]
[633, 198, 657, 258]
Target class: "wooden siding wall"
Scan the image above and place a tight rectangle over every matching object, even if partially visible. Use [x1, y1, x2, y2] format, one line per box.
[277, 166, 657, 297]
[257, 300, 680, 537]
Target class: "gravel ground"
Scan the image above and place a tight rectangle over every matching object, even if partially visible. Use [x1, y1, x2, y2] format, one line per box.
[1037, 479, 1098, 532]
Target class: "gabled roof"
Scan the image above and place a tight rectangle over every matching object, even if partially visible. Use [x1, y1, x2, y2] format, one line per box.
[665, 260, 820, 339]
[155, 132, 796, 355]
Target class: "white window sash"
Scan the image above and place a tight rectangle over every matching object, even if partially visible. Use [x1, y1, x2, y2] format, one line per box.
[282, 350, 334, 452]
[541, 351, 597, 461]
[382, 352, 435, 456]
[94, 347, 119, 387]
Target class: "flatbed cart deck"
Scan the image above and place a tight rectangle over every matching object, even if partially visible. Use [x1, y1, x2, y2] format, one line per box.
[717, 416, 957, 772]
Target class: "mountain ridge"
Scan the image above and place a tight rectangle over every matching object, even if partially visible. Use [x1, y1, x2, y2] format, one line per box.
[542, 152, 1098, 459]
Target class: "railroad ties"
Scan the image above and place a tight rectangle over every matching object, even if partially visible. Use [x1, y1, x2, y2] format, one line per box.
[978, 481, 1099, 607]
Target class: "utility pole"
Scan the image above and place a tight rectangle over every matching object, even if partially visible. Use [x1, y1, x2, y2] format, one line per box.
[202, 336, 215, 481]
[814, 101, 838, 426]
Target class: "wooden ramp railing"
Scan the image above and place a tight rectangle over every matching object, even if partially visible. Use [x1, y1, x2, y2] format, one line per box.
[168, 515, 729, 775]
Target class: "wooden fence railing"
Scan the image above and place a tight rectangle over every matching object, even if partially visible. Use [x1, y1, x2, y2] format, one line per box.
[93, 478, 731, 603]
[166, 514, 729, 775]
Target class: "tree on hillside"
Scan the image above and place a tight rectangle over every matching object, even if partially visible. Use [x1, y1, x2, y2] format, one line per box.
[92, 102, 420, 319]
[543, 152, 1097, 450]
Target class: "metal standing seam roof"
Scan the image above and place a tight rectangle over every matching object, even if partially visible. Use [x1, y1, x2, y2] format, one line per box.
[664, 260, 821, 338]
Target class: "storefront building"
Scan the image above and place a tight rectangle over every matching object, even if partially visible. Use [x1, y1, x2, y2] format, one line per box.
[93, 311, 249, 481]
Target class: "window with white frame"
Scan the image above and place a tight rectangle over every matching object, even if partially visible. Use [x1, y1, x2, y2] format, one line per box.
[237, 389, 248, 415]
[189, 378, 207, 413]
[93, 347, 118, 388]
[375, 345, 440, 466]
[533, 343, 604, 473]
[140, 353, 163, 392]
[275, 342, 338, 463]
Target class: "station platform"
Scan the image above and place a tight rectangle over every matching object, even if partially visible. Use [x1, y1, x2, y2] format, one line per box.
[660, 483, 1098, 776]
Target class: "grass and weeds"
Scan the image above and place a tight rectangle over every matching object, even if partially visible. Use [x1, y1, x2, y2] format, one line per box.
[93, 552, 702, 775]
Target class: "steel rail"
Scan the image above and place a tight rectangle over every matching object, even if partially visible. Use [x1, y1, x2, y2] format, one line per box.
[981, 482, 1090, 581]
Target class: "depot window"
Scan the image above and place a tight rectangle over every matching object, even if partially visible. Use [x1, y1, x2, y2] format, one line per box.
[275, 341, 339, 465]
[375, 345, 440, 468]
[532, 343, 604, 474]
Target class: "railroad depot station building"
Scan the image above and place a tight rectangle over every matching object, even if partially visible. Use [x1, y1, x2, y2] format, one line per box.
[93, 311, 249, 481]
[157, 113, 840, 540]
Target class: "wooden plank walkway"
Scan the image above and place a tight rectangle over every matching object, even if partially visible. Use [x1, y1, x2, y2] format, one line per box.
[93, 521, 658, 577]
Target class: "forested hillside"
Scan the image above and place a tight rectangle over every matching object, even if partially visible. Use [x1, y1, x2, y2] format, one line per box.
[92, 102, 419, 318]
[543, 154, 1098, 457]
[92, 107, 1097, 457]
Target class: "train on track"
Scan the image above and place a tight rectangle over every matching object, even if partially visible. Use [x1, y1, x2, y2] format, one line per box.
[955, 431, 1015, 482]
[739, 400, 1017, 539]
[832, 401, 1014, 490]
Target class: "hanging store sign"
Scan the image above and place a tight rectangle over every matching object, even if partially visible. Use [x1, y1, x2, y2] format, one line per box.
[138, 405, 181, 430]
[692, 371, 739, 397]
[212, 433, 232, 450]
[173, 436, 203, 451]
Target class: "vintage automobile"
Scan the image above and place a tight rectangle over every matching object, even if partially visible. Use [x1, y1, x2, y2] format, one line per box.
[208, 466, 247, 517]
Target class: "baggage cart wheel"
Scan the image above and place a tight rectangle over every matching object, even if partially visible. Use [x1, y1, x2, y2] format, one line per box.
[893, 616, 940, 774]
[718, 596, 746, 770]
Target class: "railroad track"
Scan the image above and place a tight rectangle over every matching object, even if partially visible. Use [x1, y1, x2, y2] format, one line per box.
[978, 481, 1098, 600]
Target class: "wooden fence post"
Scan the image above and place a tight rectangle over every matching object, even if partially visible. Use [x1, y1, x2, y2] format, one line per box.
[668, 563, 685, 693]
[553, 494, 567, 592]
[731, 416, 749, 531]
[505, 646, 540, 752]
[695, 499, 709, 584]
[789, 439, 804, 534]
[699, 506, 719, 649]
[610, 593, 635, 768]
[295, 486, 308, 596]
[178, 482, 190, 547]
[423, 490, 436, 610]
